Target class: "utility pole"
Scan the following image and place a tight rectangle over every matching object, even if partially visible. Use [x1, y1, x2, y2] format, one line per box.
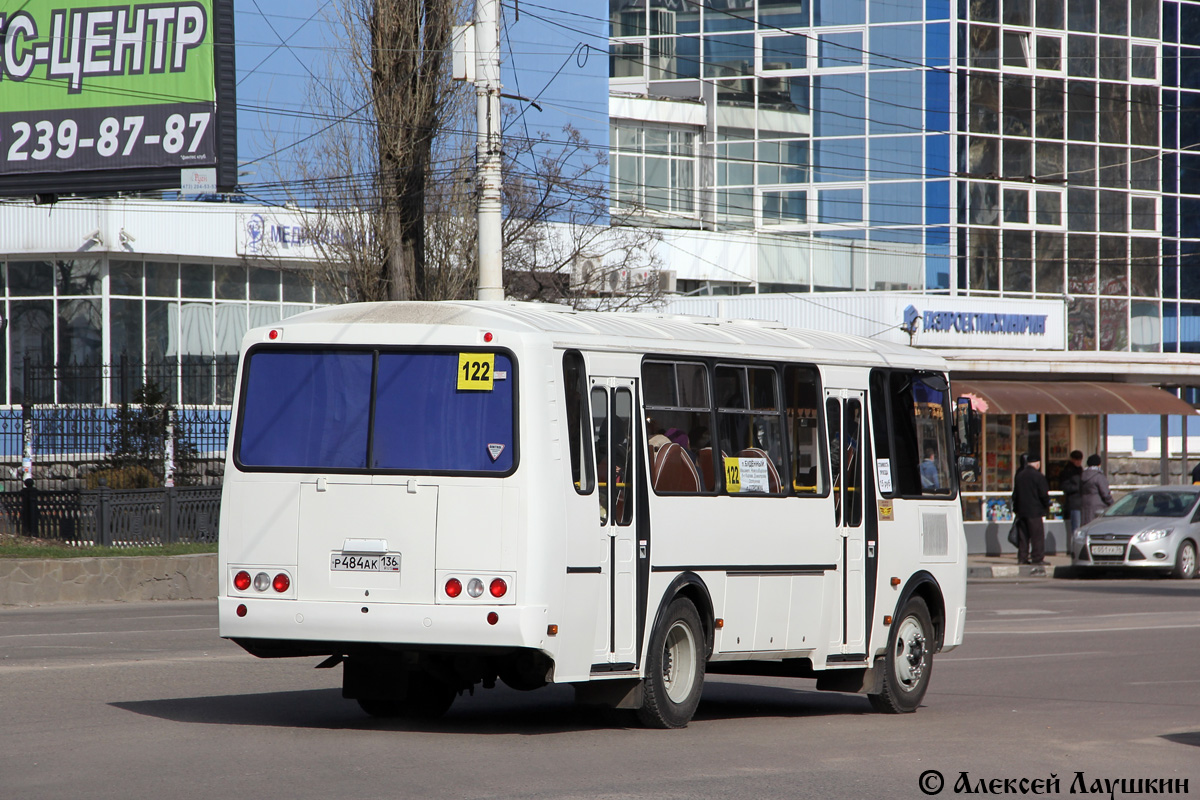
[475, 0, 504, 301]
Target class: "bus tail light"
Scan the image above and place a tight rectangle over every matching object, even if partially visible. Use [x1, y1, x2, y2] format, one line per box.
[234, 571, 251, 591]
[253, 572, 271, 592]
[489, 578, 508, 598]
[445, 578, 463, 598]
[273, 573, 291, 593]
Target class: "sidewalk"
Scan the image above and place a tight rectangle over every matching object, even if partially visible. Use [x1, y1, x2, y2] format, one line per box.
[967, 552, 1075, 580]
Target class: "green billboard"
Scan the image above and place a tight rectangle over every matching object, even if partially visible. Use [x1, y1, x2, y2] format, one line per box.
[0, 0, 235, 194]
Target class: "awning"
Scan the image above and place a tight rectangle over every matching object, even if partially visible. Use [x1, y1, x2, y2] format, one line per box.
[953, 380, 1198, 416]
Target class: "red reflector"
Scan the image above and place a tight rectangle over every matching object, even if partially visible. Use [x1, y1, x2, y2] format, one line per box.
[483, 332, 493, 342]
[445, 578, 462, 598]
[268, 329, 279, 340]
[487, 612, 499, 625]
[489, 578, 507, 598]
[273, 573, 290, 593]
[236, 604, 247, 617]
[233, 571, 251, 591]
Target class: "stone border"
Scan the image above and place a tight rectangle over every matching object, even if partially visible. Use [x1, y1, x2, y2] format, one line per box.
[0, 553, 217, 606]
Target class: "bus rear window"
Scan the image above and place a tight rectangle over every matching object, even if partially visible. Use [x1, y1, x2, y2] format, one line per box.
[236, 349, 515, 474]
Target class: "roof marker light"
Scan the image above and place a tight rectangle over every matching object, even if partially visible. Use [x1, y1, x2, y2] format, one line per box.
[483, 331, 494, 342]
[268, 329, 280, 340]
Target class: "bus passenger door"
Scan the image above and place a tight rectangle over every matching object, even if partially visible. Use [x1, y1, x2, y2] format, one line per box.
[589, 378, 640, 670]
[825, 390, 867, 655]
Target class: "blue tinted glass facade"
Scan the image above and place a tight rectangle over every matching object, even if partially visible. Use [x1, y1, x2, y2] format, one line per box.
[607, 0, 1184, 328]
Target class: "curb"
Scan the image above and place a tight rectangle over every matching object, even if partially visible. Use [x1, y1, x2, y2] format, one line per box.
[0, 553, 217, 606]
[968, 563, 1076, 579]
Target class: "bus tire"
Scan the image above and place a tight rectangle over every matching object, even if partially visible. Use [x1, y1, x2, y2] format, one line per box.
[637, 597, 706, 729]
[869, 595, 933, 714]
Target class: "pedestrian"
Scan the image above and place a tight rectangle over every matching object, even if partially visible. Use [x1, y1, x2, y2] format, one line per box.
[1191, 461, 1200, 485]
[1079, 454, 1114, 525]
[920, 447, 940, 492]
[1012, 452, 1050, 572]
[1059, 450, 1084, 544]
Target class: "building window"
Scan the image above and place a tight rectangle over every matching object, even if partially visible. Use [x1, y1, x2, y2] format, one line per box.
[610, 123, 698, 219]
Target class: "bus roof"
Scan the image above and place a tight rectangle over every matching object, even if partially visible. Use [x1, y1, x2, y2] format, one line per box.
[273, 301, 947, 370]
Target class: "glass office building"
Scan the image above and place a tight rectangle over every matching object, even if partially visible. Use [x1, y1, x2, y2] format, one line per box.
[608, 0, 1192, 353]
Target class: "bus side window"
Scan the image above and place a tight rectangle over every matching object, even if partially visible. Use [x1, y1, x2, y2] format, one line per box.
[591, 387, 610, 523]
[716, 364, 786, 495]
[826, 398, 842, 525]
[845, 399, 863, 527]
[785, 365, 824, 495]
[878, 371, 953, 497]
[563, 351, 594, 495]
[614, 388, 635, 525]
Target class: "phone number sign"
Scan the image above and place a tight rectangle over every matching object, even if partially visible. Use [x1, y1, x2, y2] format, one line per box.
[0, 0, 218, 177]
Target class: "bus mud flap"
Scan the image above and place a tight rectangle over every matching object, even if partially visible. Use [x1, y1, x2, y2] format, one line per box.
[815, 666, 882, 695]
[573, 678, 644, 709]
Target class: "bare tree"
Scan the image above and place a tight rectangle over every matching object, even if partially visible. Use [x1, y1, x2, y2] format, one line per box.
[500, 124, 664, 311]
[282, 0, 462, 302]
[275, 2, 665, 309]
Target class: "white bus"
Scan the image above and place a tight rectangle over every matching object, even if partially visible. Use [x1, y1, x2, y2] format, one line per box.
[218, 301, 972, 728]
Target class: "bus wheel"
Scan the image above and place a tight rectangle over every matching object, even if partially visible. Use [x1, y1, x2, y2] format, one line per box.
[869, 596, 933, 714]
[637, 598, 706, 729]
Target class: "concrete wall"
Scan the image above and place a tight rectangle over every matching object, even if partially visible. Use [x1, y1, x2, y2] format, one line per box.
[0, 554, 216, 606]
[965, 521, 1067, 557]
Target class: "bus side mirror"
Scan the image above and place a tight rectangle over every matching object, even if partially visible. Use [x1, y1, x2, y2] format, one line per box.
[954, 396, 980, 483]
[954, 397, 977, 456]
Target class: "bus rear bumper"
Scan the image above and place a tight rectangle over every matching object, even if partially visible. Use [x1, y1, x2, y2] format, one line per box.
[218, 597, 552, 653]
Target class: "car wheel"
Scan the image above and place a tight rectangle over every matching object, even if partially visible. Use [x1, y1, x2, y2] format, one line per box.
[1171, 539, 1198, 580]
[637, 597, 706, 729]
[869, 596, 933, 714]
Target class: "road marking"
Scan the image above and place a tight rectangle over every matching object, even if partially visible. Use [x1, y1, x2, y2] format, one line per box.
[0, 653, 254, 675]
[0, 627, 217, 640]
[1128, 679, 1200, 685]
[991, 609, 1058, 616]
[969, 623, 1200, 634]
[940, 651, 1106, 663]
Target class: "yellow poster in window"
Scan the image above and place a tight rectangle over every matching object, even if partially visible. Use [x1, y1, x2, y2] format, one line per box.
[724, 456, 741, 493]
[457, 352, 494, 391]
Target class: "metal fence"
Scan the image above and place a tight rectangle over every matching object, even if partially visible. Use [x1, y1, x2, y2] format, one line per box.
[0, 485, 220, 546]
[1, 360, 232, 493]
[0, 405, 230, 492]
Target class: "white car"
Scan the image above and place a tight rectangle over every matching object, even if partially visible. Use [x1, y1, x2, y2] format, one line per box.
[1072, 487, 1199, 579]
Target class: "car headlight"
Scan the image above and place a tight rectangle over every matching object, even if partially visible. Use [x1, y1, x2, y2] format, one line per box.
[1073, 531, 1086, 546]
[1133, 529, 1172, 543]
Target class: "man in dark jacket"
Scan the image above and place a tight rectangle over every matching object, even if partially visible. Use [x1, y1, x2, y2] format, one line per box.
[1013, 453, 1051, 571]
[1059, 450, 1084, 544]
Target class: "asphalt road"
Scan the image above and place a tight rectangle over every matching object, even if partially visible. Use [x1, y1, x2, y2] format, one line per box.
[1, 577, 1198, 800]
